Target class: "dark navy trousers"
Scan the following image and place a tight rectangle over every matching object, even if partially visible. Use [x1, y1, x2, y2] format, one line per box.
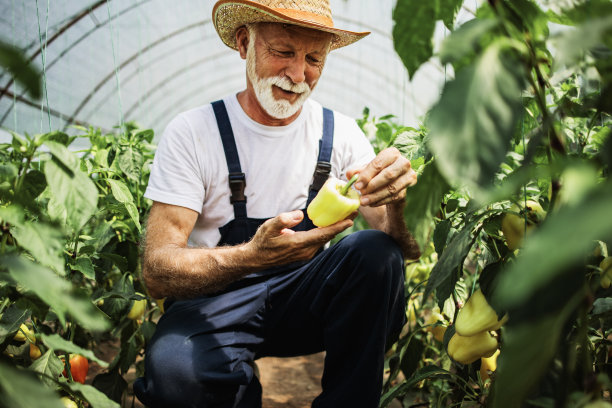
[134, 230, 406, 408]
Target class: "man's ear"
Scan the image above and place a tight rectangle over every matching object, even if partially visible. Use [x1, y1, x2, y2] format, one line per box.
[236, 26, 249, 60]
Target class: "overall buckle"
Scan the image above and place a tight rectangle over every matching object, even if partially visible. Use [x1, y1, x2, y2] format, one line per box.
[310, 161, 331, 191]
[228, 172, 246, 203]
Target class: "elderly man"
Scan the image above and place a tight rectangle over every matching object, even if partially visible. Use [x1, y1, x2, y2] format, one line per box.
[134, 0, 420, 407]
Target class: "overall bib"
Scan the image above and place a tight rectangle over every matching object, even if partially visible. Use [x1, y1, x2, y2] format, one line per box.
[134, 101, 407, 408]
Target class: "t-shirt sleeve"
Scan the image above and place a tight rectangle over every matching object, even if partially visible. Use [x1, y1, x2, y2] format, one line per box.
[144, 115, 205, 213]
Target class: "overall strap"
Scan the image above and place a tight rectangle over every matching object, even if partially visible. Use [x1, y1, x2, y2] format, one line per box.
[211, 100, 247, 219]
[307, 107, 335, 205]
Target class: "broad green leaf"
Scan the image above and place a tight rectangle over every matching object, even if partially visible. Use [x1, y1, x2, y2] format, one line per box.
[490, 292, 583, 408]
[29, 348, 64, 387]
[4, 256, 110, 331]
[116, 147, 143, 182]
[91, 370, 127, 404]
[392, 128, 428, 162]
[439, 19, 499, 65]
[0, 204, 24, 225]
[107, 179, 140, 232]
[438, 0, 463, 29]
[433, 219, 452, 256]
[425, 220, 479, 307]
[45, 151, 98, 231]
[70, 256, 96, 280]
[493, 184, 612, 310]
[0, 361, 64, 408]
[19, 169, 46, 203]
[0, 301, 30, 342]
[63, 380, 121, 408]
[427, 42, 527, 190]
[40, 333, 109, 367]
[44, 140, 78, 170]
[393, 0, 437, 78]
[0, 40, 41, 99]
[11, 221, 65, 273]
[550, 0, 612, 26]
[403, 161, 450, 251]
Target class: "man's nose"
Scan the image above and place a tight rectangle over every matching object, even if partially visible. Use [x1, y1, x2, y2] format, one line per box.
[284, 57, 306, 84]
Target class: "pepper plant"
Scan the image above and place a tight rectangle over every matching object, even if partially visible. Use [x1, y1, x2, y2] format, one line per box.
[0, 122, 157, 407]
[374, 0, 612, 406]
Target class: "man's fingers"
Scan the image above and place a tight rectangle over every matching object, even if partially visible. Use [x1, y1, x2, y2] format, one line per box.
[353, 148, 402, 192]
[361, 169, 416, 206]
[264, 210, 304, 234]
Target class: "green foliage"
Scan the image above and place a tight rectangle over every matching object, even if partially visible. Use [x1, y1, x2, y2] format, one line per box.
[0, 40, 41, 99]
[384, 0, 612, 406]
[0, 124, 156, 407]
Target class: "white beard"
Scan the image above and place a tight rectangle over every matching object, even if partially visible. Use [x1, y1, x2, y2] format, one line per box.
[246, 35, 313, 119]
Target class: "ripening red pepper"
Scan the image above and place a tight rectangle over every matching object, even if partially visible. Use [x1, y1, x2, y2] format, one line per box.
[62, 354, 89, 384]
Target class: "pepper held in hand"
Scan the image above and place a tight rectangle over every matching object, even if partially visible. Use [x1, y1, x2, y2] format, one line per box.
[307, 175, 360, 227]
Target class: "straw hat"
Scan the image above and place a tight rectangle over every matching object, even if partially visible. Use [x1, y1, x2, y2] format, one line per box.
[212, 0, 370, 51]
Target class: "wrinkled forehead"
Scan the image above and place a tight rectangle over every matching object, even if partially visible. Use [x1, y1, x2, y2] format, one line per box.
[253, 22, 333, 49]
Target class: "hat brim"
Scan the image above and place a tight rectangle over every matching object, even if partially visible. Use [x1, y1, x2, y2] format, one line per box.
[213, 0, 370, 51]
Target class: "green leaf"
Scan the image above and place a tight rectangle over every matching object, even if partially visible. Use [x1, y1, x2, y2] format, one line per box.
[70, 256, 95, 280]
[0, 361, 64, 408]
[490, 292, 583, 408]
[425, 220, 479, 307]
[11, 221, 65, 273]
[91, 371, 127, 404]
[107, 179, 140, 232]
[29, 348, 64, 388]
[427, 42, 527, 190]
[553, 14, 612, 69]
[393, 0, 437, 78]
[439, 18, 499, 65]
[64, 381, 121, 408]
[493, 185, 612, 310]
[4, 256, 110, 331]
[116, 147, 143, 182]
[0, 41, 41, 99]
[433, 219, 452, 257]
[403, 161, 451, 251]
[40, 333, 109, 367]
[438, 0, 464, 29]
[0, 301, 31, 342]
[44, 147, 98, 231]
[19, 169, 47, 203]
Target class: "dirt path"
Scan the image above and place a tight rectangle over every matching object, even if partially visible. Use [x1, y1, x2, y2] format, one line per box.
[258, 353, 325, 408]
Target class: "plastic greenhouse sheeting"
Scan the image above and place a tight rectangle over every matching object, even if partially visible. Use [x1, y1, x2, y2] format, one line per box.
[0, 0, 473, 141]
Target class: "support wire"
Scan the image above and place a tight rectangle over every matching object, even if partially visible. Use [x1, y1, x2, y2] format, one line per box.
[106, 0, 125, 129]
[35, 0, 52, 133]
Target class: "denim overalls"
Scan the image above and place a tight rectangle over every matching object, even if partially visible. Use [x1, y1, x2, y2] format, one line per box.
[134, 101, 407, 408]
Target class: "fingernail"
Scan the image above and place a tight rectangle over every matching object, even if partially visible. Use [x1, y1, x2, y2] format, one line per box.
[355, 182, 364, 190]
[361, 196, 370, 205]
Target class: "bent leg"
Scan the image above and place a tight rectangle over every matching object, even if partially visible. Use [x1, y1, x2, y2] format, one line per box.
[263, 230, 406, 408]
[134, 283, 267, 408]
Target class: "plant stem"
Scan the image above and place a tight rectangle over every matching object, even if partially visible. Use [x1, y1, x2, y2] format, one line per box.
[340, 174, 359, 196]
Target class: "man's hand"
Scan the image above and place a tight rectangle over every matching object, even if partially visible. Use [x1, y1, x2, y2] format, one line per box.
[247, 210, 353, 266]
[347, 147, 417, 207]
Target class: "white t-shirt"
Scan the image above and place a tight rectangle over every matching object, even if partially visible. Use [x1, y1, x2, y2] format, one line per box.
[144, 94, 375, 247]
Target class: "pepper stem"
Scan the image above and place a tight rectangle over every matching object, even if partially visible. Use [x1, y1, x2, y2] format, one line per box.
[340, 174, 359, 196]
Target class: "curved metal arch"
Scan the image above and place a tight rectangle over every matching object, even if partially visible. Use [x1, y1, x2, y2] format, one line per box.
[82, 39, 408, 127]
[61, 19, 216, 129]
[0, 0, 155, 125]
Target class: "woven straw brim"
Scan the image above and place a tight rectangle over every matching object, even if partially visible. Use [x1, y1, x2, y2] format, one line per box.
[213, 1, 370, 51]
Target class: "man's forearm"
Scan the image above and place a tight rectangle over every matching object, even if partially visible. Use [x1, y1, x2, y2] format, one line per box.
[143, 243, 263, 299]
[384, 201, 421, 260]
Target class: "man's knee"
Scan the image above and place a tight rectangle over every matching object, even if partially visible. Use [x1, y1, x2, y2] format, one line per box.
[135, 332, 254, 407]
[336, 229, 404, 281]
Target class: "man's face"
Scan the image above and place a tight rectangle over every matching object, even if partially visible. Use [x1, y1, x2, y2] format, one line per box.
[245, 23, 332, 119]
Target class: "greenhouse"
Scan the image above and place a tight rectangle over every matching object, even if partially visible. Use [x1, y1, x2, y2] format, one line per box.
[0, 0, 611, 407]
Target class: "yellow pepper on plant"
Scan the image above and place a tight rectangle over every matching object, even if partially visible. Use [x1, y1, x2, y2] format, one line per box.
[307, 174, 360, 227]
[447, 330, 498, 365]
[600, 257, 612, 289]
[455, 289, 508, 337]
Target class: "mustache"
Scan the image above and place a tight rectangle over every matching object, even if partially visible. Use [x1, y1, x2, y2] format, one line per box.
[270, 76, 311, 94]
